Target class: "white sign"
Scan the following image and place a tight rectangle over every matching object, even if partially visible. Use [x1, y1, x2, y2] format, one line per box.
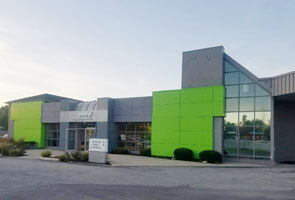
[60, 110, 108, 122]
[89, 138, 108, 152]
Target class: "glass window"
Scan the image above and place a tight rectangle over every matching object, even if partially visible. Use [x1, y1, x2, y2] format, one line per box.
[225, 72, 239, 85]
[240, 97, 254, 111]
[240, 73, 253, 84]
[240, 84, 254, 97]
[224, 61, 237, 72]
[255, 97, 271, 111]
[255, 85, 269, 96]
[226, 85, 239, 97]
[127, 123, 135, 131]
[226, 98, 238, 112]
[224, 126, 238, 139]
[225, 112, 238, 126]
[255, 112, 271, 126]
[239, 126, 255, 156]
[239, 112, 254, 126]
[136, 123, 146, 132]
[255, 126, 270, 157]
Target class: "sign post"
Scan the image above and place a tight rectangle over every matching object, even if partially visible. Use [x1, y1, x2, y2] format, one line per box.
[88, 138, 108, 164]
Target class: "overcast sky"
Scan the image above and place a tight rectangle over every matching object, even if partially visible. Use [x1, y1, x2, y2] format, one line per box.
[0, 0, 294, 106]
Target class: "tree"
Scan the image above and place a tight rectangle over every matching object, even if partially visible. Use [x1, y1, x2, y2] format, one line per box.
[0, 105, 8, 131]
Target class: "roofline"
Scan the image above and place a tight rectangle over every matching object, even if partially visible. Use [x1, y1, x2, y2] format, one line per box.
[6, 93, 81, 104]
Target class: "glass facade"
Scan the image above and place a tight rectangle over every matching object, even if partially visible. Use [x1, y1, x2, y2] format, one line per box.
[224, 61, 271, 158]
[117, 122, 151, 153]
[45, 123, 60, 148]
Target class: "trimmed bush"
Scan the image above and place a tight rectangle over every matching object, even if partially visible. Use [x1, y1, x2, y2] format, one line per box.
[79, 152, 89, 162]
[199, 150, 222, 163]
[70, 151, 81, 161]
[9, 148, 25, 157]
[112, 147, 129, 154]
[41, 150, 52, 158]
[140, 149, 151, 157]
[174, 148, 194, 161]
[58, 151, 88, 162]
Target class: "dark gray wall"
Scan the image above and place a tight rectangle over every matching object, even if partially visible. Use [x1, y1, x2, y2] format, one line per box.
[274, 99, 295, 162]
[181, 46, 224, 89]
[113, 97, 152, 122]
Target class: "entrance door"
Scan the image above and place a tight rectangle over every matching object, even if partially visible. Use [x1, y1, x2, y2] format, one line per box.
[85, 128, 96, 151]
[66, 129, 77, 150]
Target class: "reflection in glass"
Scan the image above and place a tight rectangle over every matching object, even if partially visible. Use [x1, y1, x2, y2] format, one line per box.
[255, 112, 271, 126]
[255, 97, 271, 111]
[255, 85, 269, 96]
[240, 73, 253, 84]
[225, 72, 239, 85]
[255, 126, 270, 157]
[239, 112, 254, 126]
[239, 97, 254, 111]
[226, 98, 238, 112]
[240, 84, 254, 97]
[225, 112, 238, 126]
[239, 126, 254, 156]
[224, 126, 238, 155]
[225, 61, 237, 72]
[226, 85, 239, 97]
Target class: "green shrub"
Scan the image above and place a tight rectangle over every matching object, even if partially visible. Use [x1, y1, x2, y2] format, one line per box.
[0, 143, 13, 156]
[112, 147, 129, 154]
[174, 148, 194, 161]
[9, 148, 25, 157]
[0, 138, 26, 157]
[140, 149, 151, 157]
[199, 150, 222, 163]
[70, 151, 81, 161]
[79, 152, 89, 162]
[58, 154, 68, 162]
[58, 151, 88, 162]
[15, 138, 25, 149]
[41, 150, 52, 158]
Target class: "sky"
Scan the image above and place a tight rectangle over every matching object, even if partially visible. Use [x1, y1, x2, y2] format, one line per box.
[0, 0, 295, 107]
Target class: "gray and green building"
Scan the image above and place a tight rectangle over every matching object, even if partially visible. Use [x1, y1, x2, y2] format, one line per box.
[7, 46, 295, 162]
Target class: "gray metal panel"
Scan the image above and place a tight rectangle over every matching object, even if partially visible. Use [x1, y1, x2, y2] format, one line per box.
[113, 97, 153, 122]
[272, 71, 295, 96]
[182, 46, 224, 89]
[290, 74, 294, 93]
[213, 117, 223, 154]
[59, 122, 69, 151]
[42, 102, 61, 123]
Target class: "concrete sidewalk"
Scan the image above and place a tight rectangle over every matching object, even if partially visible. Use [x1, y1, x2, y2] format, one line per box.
[107, 154, 266, 167]
[21, 149, 267, 167]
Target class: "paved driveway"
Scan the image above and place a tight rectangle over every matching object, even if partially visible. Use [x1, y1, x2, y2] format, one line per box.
[0, 157, 294, 199]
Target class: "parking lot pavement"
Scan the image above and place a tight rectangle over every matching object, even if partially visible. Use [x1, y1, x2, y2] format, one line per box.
[0, 157, 294, 200]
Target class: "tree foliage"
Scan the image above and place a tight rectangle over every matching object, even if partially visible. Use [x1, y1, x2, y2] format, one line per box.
[0, 105, 8, 131]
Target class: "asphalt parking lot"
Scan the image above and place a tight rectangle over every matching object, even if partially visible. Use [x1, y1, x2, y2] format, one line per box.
[0, 157, 294, 200]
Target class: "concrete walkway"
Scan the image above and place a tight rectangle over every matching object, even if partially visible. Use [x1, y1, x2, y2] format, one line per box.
[22, 149, 266, 167]
[108, 154, 265, 167]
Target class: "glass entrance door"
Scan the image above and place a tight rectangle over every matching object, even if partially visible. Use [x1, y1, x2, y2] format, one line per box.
[66, 129, 77, 150]
[85, 128, 96, 151]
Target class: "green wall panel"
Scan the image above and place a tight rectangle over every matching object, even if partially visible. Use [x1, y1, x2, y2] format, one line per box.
[11, 101, 45, 148]
[152, 85, 225, 159]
